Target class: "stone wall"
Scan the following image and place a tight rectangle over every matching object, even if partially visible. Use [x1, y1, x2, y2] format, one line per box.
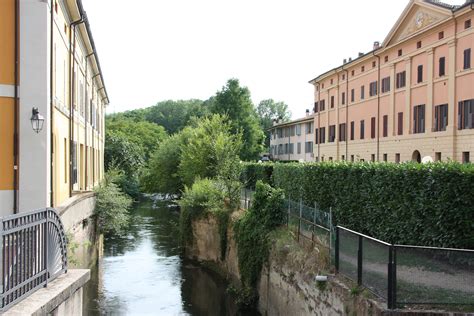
[188, 211, 473, 316]
[57, 192, 102, 269]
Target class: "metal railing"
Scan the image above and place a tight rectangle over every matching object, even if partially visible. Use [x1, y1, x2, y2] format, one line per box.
[286, 197, 332, 249]
[335, 226, 474, 308]
[0, 208, 68, 311]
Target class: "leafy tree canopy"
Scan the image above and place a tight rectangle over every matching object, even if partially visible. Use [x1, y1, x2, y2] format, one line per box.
[256, 99, 291, 147]
[210, 79, 264, 161]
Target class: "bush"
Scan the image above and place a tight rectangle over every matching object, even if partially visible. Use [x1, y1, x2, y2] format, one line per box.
[241, 162, 274, 188]
[179, 179, 226, 246]
[269, 162, 474, 248]
[94, 173, 132, 236]
[234, 181, 285, 302]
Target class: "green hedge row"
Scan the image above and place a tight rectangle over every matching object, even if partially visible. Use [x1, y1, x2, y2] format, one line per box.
[242, 162, 474, 249]
[241, 162, 274, 188]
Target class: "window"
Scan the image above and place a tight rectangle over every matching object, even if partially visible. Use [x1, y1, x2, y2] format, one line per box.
[341, 155, 345, 161]
[331, 96, 335, 108]
[439, 57, 446, 77]
[439, 31, 444, 40]
[458, 99, 474, 130]
[361, 66, 365, 72]
[330, 79, 333, 85]
[372, 61, 376, 68]
[296, 124, 301, 136]
[395, 153, 400, 163]
[463, 152, 470, 164]
[351, 70, 355, 76]
[383, 153, 388, 162]
[342, 74, 345, 80]
[306, 122, 314, 134]
[360, 120, 365, 139]
[320, 99, 326, 111]
[360, 85, 365, 100]
[72, 141, 78, 184]
[371, 154, 375, 162]
[321, 83, 324, 89]
[434, 104, 448, 132]
[339, 123, 346, 142]
[297, 142, 301, 154]
[329, 125, 336, 142]
[417, 65, 423, 83]
[381, 77, 390, 93]
[290, 125, 296, 137]
[384, 56, 388, 63]
[413, 104, 426, 134]
[398, 49, 402, 57]
[314, 102, 319, 113]
[319, 127, 326, 144]
[464, 48, 471, 70]
[383, 115, 388, 137]
[417, 41, 422, 49]
[351, 89, 355, 102]
[341, 92, 346, 105]
[350, 121, 355, 140]
[289, 143, 294, 154]
[351, 155, 355, 162]
[435, 152, 441, 161]
[305, 142, 313, 154]
[465, 19, 472, 29]
[371, 117, 376, 139]
[369, 81, 378, 96]
[398, 112, 403, 135]
[396, 71, 406, 88]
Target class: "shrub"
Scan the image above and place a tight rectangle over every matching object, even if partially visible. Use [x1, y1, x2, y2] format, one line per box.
[241, 162, 274, 188]
[270, 162, 474, 248]
[234, 181, 285, 302]
[179, 178, 226, 246]
[94, 173, 132, 236]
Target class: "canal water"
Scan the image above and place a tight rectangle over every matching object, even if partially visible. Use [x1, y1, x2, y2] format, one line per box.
[83, 200, 259, 316]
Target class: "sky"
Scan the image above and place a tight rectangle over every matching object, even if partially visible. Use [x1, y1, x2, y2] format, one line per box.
[82, 0, 465, 119]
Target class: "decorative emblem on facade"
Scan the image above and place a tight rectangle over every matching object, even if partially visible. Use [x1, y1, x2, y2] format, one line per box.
[397, 9, 444, 42]
[415, 12, 425, 29]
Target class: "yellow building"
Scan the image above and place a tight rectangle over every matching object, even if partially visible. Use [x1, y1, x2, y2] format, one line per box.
[0, 0, 108, 216]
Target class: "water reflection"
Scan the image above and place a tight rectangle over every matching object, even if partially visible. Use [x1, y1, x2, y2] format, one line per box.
[84, 200, 259, 316]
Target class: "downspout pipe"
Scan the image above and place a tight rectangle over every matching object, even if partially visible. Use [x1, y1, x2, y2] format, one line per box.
[342, 67, 349, 161]
[317, 83, 321, 161]
[13, 0, 19, 213]
[373, 52, 381, 162]
[50, 0, 54, 207]
[69, 15, 85, 197]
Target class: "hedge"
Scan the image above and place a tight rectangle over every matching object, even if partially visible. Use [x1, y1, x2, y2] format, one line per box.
[241, 162, 273, 188]
[242, 162, 474, 249]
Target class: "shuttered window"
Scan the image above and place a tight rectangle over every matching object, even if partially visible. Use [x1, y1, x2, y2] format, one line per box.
[398, 112, 403, 135]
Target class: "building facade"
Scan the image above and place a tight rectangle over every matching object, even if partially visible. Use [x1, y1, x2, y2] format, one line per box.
[0, 0, 108, 216]
[270, 0, 474, 164]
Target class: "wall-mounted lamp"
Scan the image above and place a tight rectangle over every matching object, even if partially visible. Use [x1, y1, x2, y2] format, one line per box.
[30, 107, 45, 133]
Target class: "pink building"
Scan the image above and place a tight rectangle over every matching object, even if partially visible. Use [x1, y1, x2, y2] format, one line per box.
[270, 0, 474, 163]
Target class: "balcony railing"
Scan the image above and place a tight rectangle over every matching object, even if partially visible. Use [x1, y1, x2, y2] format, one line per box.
[0, 208, 68, 311]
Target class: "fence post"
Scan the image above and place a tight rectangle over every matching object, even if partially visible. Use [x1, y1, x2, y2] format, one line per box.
[335, 226, 339, 272]
[387, 245, 394, 309]
[298, 199, 302, 242]
[312, 203, 317, 243]
[357, 235, 363, 286]
[44, 210, 48, 287]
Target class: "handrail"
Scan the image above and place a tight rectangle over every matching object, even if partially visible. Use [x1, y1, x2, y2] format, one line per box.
[0, 208, 68, 311]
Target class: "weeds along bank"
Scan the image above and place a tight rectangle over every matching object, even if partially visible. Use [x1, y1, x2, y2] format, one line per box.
[243, 162, 474, 249]
[181, 182, 389, 315]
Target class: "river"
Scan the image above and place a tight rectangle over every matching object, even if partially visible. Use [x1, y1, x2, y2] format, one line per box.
[83, 200, 259, 316]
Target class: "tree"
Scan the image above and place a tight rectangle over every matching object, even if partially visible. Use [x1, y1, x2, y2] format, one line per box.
[179, 114, 242, 187]
[140, 128, 192, 195]
[210, 79, 264, 161]
[257, 99, 291, 147]
[106, 118, 167, 160]
[144, 99, 208, 134]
